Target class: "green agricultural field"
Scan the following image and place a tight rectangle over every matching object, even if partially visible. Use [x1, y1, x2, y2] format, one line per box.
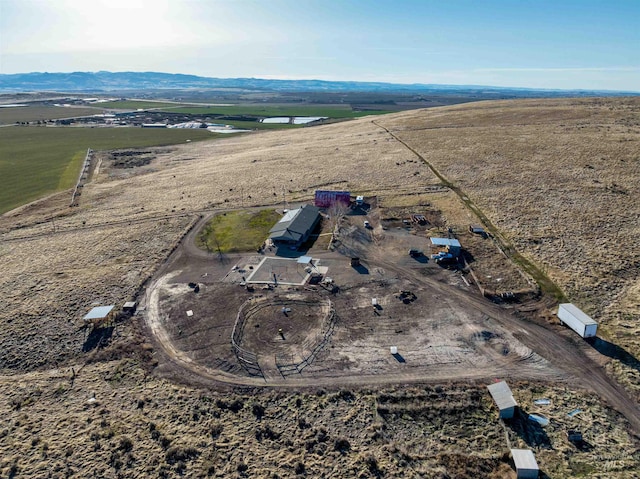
[0, 106, 100, 125]
[160, 104, 392, 118]
[96, 100, 185, 110]
[197, 209, 281, 253]
[0, 126, 214, 214]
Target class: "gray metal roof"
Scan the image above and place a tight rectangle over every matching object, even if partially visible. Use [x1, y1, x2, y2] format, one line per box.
[487, 380, 517, 410]
[430, 237, 461, 248]
[83, 305, 115, 320]
[559, 303, 597, 326]
[511, 449, 538, 471]
[269, 204, 320, 242]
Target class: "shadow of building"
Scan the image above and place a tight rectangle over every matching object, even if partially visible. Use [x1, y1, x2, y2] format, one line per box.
[505, 408, 552, 449]
[82, 326, 114, 352]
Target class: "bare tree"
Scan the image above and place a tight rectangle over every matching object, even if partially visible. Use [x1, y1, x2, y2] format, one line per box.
[328, 201, 350, 236]
[205, 230, 224, 261]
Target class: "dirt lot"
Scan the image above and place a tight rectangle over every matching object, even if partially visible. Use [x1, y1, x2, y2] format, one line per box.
[149, 258, 560, 386]
[375, 97, 640, 398]
[368, 195, 535, 296]
[1, 98, 640, 477]
[141, 198, 640, 445]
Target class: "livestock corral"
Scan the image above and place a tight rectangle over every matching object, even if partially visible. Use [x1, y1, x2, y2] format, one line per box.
[147, 182, 556, 387]
[149, 248, 557, 386]
[1, 97, 640, 478]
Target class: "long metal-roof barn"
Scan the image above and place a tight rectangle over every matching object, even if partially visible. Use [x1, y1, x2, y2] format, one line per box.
[268, 205, 321, 247]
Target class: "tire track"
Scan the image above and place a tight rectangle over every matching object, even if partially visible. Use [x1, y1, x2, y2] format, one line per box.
[372, 119, 565, 300]
[144, 253, 639, 435]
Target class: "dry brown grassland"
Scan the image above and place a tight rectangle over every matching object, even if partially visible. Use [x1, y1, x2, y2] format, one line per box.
[1, 366, 638, 478]
[377, 97, 640, 397]
[1, 98, 639, 477]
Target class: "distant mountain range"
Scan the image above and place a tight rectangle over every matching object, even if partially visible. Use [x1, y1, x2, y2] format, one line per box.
[0, 71, 637, 97]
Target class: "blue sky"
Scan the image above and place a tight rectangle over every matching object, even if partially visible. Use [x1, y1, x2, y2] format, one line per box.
[1, 0, 638, 91]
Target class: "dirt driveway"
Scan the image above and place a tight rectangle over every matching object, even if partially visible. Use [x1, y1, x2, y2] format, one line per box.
[142, 207, 640, 437]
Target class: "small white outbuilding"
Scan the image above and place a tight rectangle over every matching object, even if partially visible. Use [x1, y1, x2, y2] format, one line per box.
[511, 449, 539, 479]
[487, 380, 517, 419]
[83, 305, 115, 326]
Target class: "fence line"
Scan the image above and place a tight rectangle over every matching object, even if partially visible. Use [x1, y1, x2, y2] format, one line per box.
[70, 148, 92, 207]
[232, 296, 337, 378]
[231, 301, 263, 377]
[462, 257, 538, 302]
[275, 303, 337, 377]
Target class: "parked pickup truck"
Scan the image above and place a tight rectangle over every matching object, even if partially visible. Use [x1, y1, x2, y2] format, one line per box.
[430, 251, 453, 263]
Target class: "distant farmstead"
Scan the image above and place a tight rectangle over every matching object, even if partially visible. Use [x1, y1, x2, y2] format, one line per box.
[268, 204, 321, 248]
[314, 190, 351, 208]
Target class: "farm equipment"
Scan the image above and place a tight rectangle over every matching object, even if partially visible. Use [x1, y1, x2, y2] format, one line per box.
[397, 290, 417, 303]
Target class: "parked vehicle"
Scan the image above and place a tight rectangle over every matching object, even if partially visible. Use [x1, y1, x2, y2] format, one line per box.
[430, 251, 453, 263]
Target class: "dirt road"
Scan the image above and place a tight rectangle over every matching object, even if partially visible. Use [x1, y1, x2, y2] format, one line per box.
[139, 202, 640, 436]
[376, 256, 640, 435]
[372, 119, 564, 299]
[144, 244, 640, 436]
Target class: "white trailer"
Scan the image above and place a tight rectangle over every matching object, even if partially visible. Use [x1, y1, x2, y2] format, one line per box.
[557, 303, 597, 338]
[511, 449, 539, 479]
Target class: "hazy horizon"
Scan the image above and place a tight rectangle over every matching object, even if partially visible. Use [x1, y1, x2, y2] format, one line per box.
[2, 70, 639, 94]
[1, 0, 639, 91]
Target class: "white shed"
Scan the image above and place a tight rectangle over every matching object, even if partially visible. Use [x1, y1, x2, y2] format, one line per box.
[487, 380, 517, 419]
[83, 305, 115, 323]
[511, 449, 539, 479]
[123, 301, 137, 313]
